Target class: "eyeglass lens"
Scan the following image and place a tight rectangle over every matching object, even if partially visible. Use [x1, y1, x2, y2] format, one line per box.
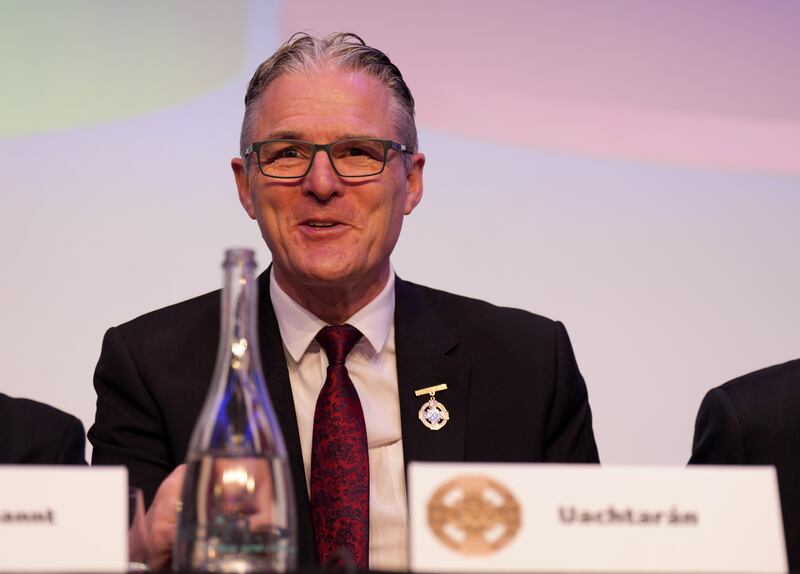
[256, 139, 386, 177]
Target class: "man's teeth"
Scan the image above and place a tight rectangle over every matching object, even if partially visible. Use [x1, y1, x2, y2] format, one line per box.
[308, 222, 336, 228]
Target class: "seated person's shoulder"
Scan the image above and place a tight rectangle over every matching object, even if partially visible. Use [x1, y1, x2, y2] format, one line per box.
[402, 280, 563, 341]
[691, 357, 800, 465]
[0, 393, 86, 464]
[714, 357, 800, 408]
[104, 288, 222, 360]
[113, 288, 221, 339]
[398, 279, 583, 382]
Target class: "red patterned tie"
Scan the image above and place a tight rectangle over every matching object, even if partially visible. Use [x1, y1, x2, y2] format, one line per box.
[311, 324, 369, 568]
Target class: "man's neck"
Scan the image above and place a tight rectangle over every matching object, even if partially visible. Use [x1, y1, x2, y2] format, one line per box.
[272, 265, 391, 325]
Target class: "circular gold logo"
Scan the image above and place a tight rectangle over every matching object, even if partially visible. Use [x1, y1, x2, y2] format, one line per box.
[418, 398, 449, 430]
[427, 475, 521, 555]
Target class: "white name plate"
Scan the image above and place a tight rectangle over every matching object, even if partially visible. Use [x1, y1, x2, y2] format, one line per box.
[409, 463, 787, 573]
[0, 466, 127, 572]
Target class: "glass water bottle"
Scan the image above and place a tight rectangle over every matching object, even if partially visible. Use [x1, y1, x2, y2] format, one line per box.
[173, 249, 296, 572]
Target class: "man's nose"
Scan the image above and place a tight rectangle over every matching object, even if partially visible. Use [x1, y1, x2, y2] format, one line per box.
[301, 149, 339, 200]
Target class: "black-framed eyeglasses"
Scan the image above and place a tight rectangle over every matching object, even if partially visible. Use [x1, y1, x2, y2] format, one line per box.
[243, 138, 412, 178]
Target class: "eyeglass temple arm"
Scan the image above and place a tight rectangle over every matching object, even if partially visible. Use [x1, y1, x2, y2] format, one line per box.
[388, 141, 412, 154]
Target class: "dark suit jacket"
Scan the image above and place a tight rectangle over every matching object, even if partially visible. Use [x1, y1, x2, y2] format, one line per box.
[90, 275, 599, 565]
[689, 358, 800, 571]
[0, 393, 86, 464]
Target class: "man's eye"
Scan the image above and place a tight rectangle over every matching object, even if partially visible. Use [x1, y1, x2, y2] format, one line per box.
[338, 142, 382, 160]
[347, 146, 367, 157]
[277, 147, 299, 159]
[262, 144, 306, 163]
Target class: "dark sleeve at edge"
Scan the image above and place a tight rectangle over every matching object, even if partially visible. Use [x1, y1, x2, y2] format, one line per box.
[57, 415, 87, 465]
[543, 321, 600, 463]
[89, 326, 174, 506]
[688, 386, 746, 465]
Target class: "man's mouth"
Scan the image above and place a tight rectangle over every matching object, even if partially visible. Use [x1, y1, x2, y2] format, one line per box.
[306, 221, 338, 228]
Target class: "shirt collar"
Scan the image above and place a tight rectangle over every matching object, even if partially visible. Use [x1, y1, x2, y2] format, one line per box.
[269, 267, 396, 363]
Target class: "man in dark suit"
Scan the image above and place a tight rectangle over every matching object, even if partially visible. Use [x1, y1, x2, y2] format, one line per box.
[90, 32, 598, 570]
[689, 358, 800, 571]
[0, 393, 86, 464]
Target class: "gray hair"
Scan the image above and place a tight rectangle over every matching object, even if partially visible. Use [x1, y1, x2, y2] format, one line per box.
[239, 32, 417, 161]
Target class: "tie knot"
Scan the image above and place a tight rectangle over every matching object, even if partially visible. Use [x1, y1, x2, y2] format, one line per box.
[316, 324, 363, 365]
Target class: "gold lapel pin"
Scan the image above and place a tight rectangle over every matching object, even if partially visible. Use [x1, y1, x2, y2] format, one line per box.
[415, 384, 449, 431]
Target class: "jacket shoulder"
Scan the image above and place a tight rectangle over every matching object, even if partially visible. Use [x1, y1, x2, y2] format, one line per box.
[719, 357, 800, 403]
[0, 394, 86, 464]
[115, 288, 220, 338]
[0, 394, 81, 429]
[399, 279, 559, 337]
[700, 357, 800, 452]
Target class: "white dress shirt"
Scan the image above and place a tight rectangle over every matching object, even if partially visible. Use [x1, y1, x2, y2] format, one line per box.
[269, 270, 408, 571]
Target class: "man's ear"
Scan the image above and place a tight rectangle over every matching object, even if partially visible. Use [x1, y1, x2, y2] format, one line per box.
[231, 157, 257, 220]
[403, 152, 425, 215]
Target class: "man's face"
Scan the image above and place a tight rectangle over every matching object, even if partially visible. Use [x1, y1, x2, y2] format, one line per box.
[232, 67, 424, 297]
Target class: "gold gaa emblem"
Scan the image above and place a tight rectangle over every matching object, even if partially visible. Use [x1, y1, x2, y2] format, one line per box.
[427, 475, 521, 555]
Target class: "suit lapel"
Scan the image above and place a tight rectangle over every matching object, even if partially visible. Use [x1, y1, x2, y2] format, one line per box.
[257, 271, 316, 563]
[395, 278, 469, 465]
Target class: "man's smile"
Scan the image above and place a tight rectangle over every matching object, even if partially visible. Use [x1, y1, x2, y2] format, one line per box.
[298, 218, 351, 236]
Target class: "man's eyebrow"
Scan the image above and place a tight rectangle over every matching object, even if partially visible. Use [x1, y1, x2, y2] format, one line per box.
[262, 131, 381, 142]
[338, 132, 378, 140]
[265, 130, 305, 141]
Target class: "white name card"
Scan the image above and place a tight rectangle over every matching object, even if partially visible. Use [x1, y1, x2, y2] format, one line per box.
[409, 463, 787, 573]
[0, 466, 127, 572]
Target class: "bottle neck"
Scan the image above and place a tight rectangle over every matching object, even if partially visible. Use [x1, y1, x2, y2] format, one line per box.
[219, 252, 259, 374]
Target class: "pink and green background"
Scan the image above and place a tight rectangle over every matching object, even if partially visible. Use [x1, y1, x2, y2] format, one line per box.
[1, 0, 798, 463]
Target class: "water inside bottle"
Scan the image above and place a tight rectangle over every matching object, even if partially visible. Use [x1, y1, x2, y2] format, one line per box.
[174, 453, 296, 572]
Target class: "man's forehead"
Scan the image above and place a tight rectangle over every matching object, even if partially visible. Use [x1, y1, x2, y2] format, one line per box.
[251, 67, 398, 140]
[262, 67, 390, 104]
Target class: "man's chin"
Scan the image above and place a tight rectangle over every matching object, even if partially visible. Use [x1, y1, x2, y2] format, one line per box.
[276, 263, 354, 289]
[276, 261, 388, 292]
